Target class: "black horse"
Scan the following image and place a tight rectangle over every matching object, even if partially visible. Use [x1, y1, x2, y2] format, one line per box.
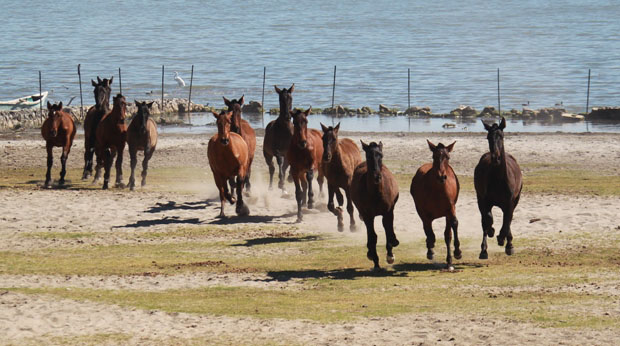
[82, 76, 112, 180]
[263, 84, 294, 192]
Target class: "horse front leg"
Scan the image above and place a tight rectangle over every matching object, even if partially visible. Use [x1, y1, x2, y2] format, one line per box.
[306, 169, 315, 209]
[478, 199, 493, 260]
[327, 184, 344, 232]
[293, 172, 303, 223]
[214, 174, 230, 218]
[443, 219, 453, 268]
[235, 175, 250, 216]
[382, 210, 399, 265]
[345, 188, 356, 232]
[422, 219, 436, 260]
[363, 215, 380, 270]
[276, 154, 286, 191]
[264, 152, 275, 190]
[44, 144, 53, 188]
[102, 148, 112, 190]
[141, 146, 154, 187]
[244, 159, 252, 195]
[128, 147, 137, 191]
[59, 145, 69, 186]
[82, 142, 93, 180]
[499, 206, 515, 256]
[93, 148, 103, 184]
[451, 214, 462, 260]
[114, 143, 125, 188]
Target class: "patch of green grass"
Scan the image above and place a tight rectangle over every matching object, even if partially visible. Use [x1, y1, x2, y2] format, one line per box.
[523, 169, 620, 196]
[22, 231, 96, 240]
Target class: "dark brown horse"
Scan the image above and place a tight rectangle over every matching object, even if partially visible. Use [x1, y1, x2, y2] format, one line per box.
[41, 102, 76, 188]
[287, 107, 325, 222]
[95, 94, 128, 190]
[410, 140, 461, 268]
[223, 95, 256, 194]
[263, 84, 294, 192]
[350, 141, 399, 270]
[207, 111, 250, 217]
[127, 101, 158, 191]
[474, 117, 523, 259]
[321, 122, 362, 232]
[82, 76, 112, 180]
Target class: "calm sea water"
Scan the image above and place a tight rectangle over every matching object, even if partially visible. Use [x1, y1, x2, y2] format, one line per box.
[2, 0, 619, 118]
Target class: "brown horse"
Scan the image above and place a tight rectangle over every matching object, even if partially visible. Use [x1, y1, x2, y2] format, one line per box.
[474, 117, 523, 259]
[223, 95, 256, 194]
[95, 94, 128, 190]
[41, 102, 76, 188]
[410, 140, 461, 268]
[350, 141, 399, 270]
[127, 101, 158, 191]
[320, 122, 362, 232]
[263, 84, 294, 192]
[82, 76, 113, 180]
[287, 107, 325, 222]
[207, 111, 250, 217]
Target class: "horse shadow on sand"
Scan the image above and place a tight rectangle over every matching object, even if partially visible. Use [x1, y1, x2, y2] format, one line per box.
[232, 235, 320, 247]
[145, 199, 217, 213]
[112, 216, 202, 229]
[266, 262, 484, 282]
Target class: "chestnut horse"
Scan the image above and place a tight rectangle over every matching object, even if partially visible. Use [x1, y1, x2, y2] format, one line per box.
[95, 94, 128, 190]
[474, 117, 523, 259]
[287, 107, 325, 222]
[351, 141, 399, 270]
[127, 101, 158, 191]
[263, 84, 294, 192]
[41, 102, 76, 188]
[82, 76, 112, 180]
[223, 95, 256, 194]
[321, 122, 362, 232]
[207, 111, 250, 217]
[410, 140, 461, 268]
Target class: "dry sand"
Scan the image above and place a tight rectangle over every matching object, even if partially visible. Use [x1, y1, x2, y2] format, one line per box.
[1, 129, 619, 345]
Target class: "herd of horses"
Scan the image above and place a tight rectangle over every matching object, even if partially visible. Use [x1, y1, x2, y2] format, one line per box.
[40, 79, 522, 270]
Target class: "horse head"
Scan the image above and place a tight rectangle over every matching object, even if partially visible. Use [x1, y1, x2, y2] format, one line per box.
[46, 101, 64, 138]
[482, 117, 506, 166]
[91, 76, 113, 110]
[292, 107, 311, 149]
[274, 84, 294, 118]
[321, 122, 340, 162]
[134, 100, 154, 133]
[112, 94, 127, 120]
[223, 95, 244, 134]
[427, 140, 455, 184]
[361, 140, 384, 184]
[212, 110, 233, 146]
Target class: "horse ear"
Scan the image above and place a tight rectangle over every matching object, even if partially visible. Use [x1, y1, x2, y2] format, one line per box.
[58, 102, 63, 110]
[147, 101, 154, 109]
[305, 106, 312, 115]
[134, 100, 140, 107]
[482, 120, 492, 131]
[97, 76, 102, 83]
[499, 117, 506, 130]
[91, 79, 97, 87]
[108, 76, 114, 85]
[446, 141, 456, 152]
[223, 97, 231, 107]
[320, 123, 328, 133]
[360, 140, 369, 151]
[47, 101, 52, 110]
[334, 122, 340, 134]
[379, 141, 384, 151]
[427, 139, 436, 152]
[289, 84, 295, 93]
[239, 95, 245, 105]
[211, 111, 220, 119]
[274, 85, 281, 94]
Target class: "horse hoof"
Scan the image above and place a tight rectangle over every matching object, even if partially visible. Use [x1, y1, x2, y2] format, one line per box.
[487, 227, 495, 238]
[58, 180, 65, 186]
[337, 223, 344, 232]
[479, 251, 488, 260]
[350, 224, 357, 232]
[102, 184, 109, 190]
[505, 246, 514, 256]
[287, 175, 293, 183]
[427, 249, 434, 260]
[454, 249, 462, 260]
[141, 180, 147, 187]
[386, 255, 395, 264]
[497, 236, 505, 246]
[372, 266, 383, 272]
[236, 204, 250, 216]
[115, 183, 125, 189]
[296, 218, 302, 223]
[129, 185, 135, 191]
[307, 202, 314, 209]
[447, 265, 455, 272]
[44, 183, 52, 189]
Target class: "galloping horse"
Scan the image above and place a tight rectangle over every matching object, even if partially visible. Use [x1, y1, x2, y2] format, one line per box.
[82, 76, 112, 180]
[223, 95, 256, 194]
[474, 117, 523, 259]
[320, 122, 362, 232]
[127, 101, 157, 191]
[351, 141, 399, 270]
[207, 111, 250, 217]
[263, 84, 294, 192]
[287, 107, 325, 222]
[410, 140, 461, 268]
[41, 102, 76, 188]
[95, 94, 128, 190]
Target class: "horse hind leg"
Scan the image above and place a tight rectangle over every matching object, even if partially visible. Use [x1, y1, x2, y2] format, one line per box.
[44, 145, 53, 188]
[363, 215, 380, 270]
[114, 145, 125, 188]
[498, 207, 516, 256]
[235, 175, 250, 216]
[345, 189, 356, 232]
[102, 148, 112, 190]
[478, 200, 494, 260]
[59, 149, 68, 186]
[422, 219, 436, 260]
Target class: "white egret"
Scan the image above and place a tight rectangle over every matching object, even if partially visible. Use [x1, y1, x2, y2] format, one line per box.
[174, 71, 186, 87]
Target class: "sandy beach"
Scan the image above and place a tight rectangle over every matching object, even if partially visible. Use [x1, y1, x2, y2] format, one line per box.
[0, 129, 619, 345]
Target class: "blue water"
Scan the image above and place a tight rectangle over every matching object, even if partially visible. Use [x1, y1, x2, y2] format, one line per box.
[2, 0, 619, 116]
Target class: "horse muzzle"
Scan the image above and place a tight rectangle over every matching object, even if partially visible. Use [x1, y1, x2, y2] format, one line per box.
[438, 175, 447, 183]
[298, 140, 307, 149]
[322, 153, 332, 162]
[220, 138, 230, 145]
[50, 130, 58, 137]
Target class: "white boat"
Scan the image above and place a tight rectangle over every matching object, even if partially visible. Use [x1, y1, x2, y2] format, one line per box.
[0, 91, 48, 111]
